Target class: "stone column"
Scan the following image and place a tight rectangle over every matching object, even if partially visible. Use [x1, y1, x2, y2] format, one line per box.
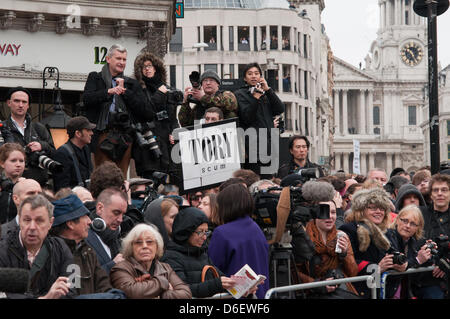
[334, 89, 340, 135]
[335, 152, 342, 171]
[381, 1, 386, 29]
[278, 63, 283, 94]
[290, 64, 296, 93]
[342, 89, 348, 135]
[368, 89, 374, 134]
[360, 153, 367, 176]
[359, 89, 366, 134]
[394, 152, 402, 168]
[343, 152, 349, 174]
[386, 153, 393, 176]
[369, 152, 376, 171]
[383, 90, 391, 135]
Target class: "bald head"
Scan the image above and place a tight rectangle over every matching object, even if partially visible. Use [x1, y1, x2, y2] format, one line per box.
[12, 179, 42, 208]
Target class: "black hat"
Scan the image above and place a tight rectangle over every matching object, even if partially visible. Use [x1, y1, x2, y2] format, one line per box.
[66, 116, 96, 137]
[52, 194, 90, 227]
[6, 86, 32, 103]
[390, 167, 407, 178]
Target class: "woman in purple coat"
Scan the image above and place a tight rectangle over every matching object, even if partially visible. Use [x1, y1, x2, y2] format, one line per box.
[208, 184, 269, 298]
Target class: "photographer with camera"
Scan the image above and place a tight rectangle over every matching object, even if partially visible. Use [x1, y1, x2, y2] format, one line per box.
[52, 116, 96, 192]
[416, 173, 450, 299]
[82, 44, 153, 177]
[132, 51, 181, 181]
[235, 62, 284, 178]
[385, 205, 435, 299]
[178, 70, 238, 127]
[3, 87, 57, 187]
[0, 143, 26, 224]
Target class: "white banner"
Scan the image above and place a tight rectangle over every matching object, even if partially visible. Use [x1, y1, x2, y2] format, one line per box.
[176, 119, 241, 192]
[353, 139, 360, 175]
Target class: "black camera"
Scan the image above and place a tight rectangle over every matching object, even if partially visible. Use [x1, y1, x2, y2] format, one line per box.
[167, 89, 184, 106]
[132, 122, 162, 159]
[0, 175, 14, 193]
[387, 247, 408, 265]
[187, 71, 201, 104]
[25, 146, 63, 174]
[110, 111, 131, 130]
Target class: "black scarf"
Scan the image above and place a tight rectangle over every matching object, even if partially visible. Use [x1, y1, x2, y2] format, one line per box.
[142, 74, 163, 93]
[90, 211, 121, 258]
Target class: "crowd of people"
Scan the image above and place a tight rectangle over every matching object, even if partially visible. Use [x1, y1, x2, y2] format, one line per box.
[0, 44, 448, 300]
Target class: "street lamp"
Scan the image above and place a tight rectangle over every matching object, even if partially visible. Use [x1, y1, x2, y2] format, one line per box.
[181, 42, 209, 91]
[413, 0, 449, 174]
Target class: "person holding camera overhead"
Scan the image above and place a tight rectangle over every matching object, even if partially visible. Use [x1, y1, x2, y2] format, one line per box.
[178, 69, 238, 127]
[52, 116, 96, 192]
[234, 62, 284, 178]
[132, 51, 180, 181]
[82, 44, 152, 177]
[0, 143, 26, 224]
[3, 87, 56, 187]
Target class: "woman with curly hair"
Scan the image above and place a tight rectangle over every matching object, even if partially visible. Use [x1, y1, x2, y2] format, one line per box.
[132, 51, 180, 182]
[339, 187, 394, 298]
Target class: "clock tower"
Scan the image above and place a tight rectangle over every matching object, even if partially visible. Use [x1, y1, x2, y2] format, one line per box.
[368, 0, 427, 81]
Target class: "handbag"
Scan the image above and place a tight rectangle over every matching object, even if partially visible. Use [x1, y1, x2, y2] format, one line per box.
[201, 265, 220, 282]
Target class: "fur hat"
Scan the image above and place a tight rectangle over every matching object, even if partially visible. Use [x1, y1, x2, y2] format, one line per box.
[351, 188, 392, 213]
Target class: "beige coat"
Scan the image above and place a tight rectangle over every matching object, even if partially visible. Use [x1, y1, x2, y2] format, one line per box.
[110, 257, 192, 299]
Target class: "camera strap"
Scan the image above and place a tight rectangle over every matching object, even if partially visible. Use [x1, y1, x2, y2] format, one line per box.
[60, 143, 84, 187]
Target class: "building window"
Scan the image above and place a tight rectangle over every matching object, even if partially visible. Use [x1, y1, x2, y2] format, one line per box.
[447, 120, 450, 135]
[305, 107, 309, 136]
[283, 65, 291, 93]
[229, 26, 234, 51]
[238, 26, 250, 51]
[204, 64, 218, 73]
[373, 106, 380, 125]
[169, 27, 182, 52]
[169, 65, 176, 88]
[285, 103, 292, 131]
[266, 69, 279, 92]
[229, 64, 235, 79]
[270, 26, 278, 50]
[253, 26, 258, 51]
[408, 105, 417, 125]
[282, 27, 291, 50]
[304, 71, 308, 99]
[204, 26, 217, 50]
[303, 34, 308, 58]
[260, 27, 267, 50]
[448, 144, 450, 160]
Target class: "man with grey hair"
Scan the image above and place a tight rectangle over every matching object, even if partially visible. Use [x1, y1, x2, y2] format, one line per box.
[0, 194, 74, 299]
[82, 44, 153, 176]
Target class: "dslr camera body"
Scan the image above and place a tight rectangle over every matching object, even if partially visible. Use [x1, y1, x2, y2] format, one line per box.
[25, 146, 63, 174]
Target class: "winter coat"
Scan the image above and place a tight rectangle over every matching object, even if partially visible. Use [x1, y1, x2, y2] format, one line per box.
[277, 158, 325, 179]
[208, 215, 269, 299]
[0, 228, 74, 298]
[296, 220, 359, 296]
[385, 228, 428, 299]
[178, 90, 238, 127]
[339, 220, 391, 298]
[161, 207, 225, 298]
[110, 256, 192, 299]
[60, 237, 112, 295]
[4, 113, 56, 186]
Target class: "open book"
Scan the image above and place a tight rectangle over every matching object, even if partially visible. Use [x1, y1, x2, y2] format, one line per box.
[226, 264, 266, 299]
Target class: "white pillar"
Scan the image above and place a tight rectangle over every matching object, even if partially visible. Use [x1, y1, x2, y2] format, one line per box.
[359, 89, 366, 134]
[361, 152, 367, 176]
[383, 90, 391, 135]
[335, 152, 342, 171]
[343, 152, 349, 174]
[334, 89, 340, 135]
[394, 0, 400, 25]
[394, 152, 402, 168]
[290, 64, 296, 94]
[342, 89, 348, 135]
[368, 89, 374, 135]
[369, 152, 376, 171]
[386, 153, 393, 176]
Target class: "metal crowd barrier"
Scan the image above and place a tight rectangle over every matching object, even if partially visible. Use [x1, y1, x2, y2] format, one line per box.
[264, 275, 378, 299]
[379, 265, 436, 299]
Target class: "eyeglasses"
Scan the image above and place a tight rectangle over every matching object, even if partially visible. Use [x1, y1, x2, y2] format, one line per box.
[399, 218, 419, 228]
[431, 187, 449, 194]
[367, 205, 385, 211]
[133, 239, 156, 246]
[143, 65, 154, 70]
[194, 230, 211, 237]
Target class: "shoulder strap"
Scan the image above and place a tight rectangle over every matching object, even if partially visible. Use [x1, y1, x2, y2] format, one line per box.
[201, 265, 220, 282]
[60, 143, 84, 186]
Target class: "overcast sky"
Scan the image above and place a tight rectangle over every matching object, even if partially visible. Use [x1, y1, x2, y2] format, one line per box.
[322, 0, 450, 69]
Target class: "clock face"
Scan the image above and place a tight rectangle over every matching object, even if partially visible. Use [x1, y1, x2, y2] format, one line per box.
[400, 42, 423, 66]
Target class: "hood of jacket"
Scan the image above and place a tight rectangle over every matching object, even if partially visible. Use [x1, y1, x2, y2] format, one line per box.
[171, 207, 209, 245]
[394, 183, 426, 211]
[143, 198, 170, 246]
